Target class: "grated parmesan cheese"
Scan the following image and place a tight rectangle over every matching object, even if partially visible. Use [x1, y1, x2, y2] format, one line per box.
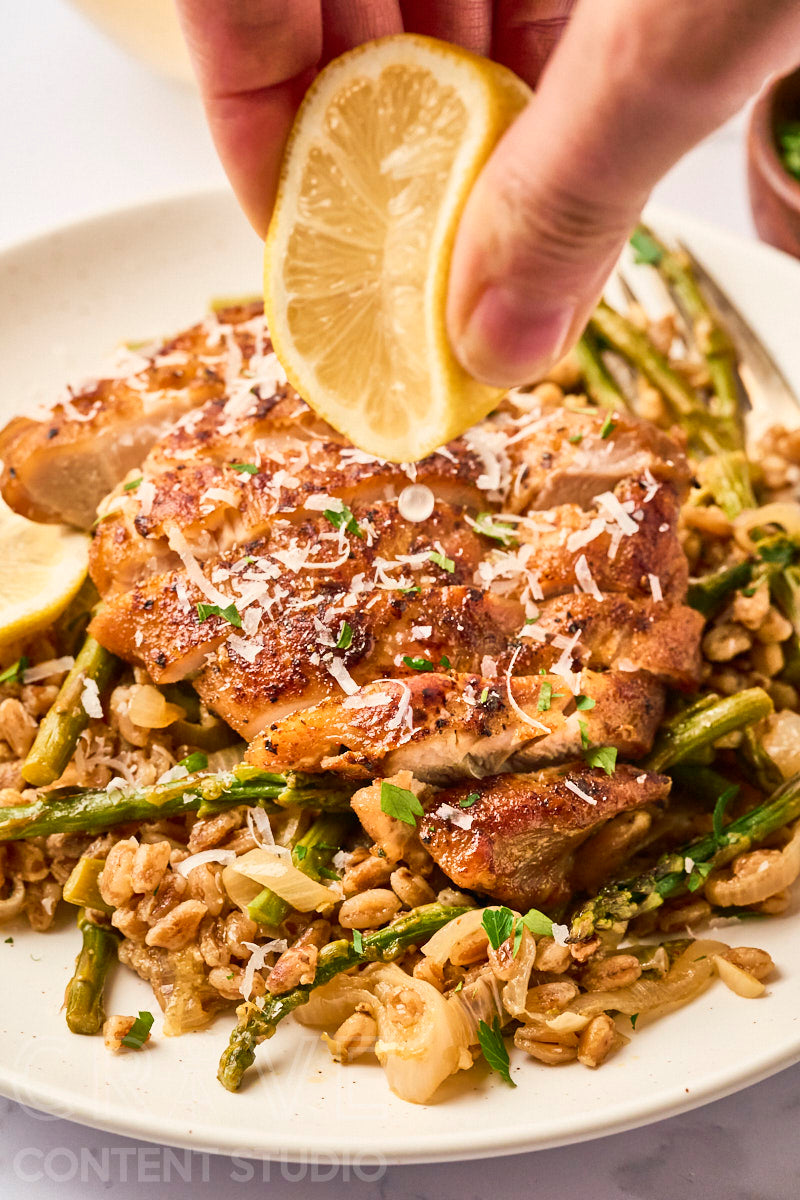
[175, 849, 236, 878]
[80, 678, 103, 719]
[564, 779, 597, 806]
[648, 574, 663, 602]
[574, 554, 604, 602]
[435, 803, 473, 831]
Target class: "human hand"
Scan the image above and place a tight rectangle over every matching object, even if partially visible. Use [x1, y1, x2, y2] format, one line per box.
[176, 0, 800, 387]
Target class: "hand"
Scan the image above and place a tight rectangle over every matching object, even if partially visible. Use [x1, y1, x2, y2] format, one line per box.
[176, 1, 800, 387]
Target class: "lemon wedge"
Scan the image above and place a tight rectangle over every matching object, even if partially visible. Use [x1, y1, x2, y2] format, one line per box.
[0, 497, 89, 649]
[264, 34, 531, 462]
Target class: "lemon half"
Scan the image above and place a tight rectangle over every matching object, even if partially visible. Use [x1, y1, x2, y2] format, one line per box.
[265, 34, 531, 462]
[0, 497, 89, 649]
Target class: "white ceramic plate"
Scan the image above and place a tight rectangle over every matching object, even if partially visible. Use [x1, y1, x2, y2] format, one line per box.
[1, 191, 799, 1165]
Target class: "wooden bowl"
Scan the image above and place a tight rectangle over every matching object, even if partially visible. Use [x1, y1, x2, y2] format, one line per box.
[748, 68, 800, 259]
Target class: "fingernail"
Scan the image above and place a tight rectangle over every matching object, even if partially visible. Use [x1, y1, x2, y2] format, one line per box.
[454, 284, 576, 386]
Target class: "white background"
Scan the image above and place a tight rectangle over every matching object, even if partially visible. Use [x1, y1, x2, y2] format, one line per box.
[2, 3, 800, 1197]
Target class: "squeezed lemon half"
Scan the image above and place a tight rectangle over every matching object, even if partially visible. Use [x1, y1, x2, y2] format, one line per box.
[0, 497, 89, 649]
[264, 34, 531, 462]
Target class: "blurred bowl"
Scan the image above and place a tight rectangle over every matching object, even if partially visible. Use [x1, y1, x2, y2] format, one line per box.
[748, 66, 800, 259]
[67, 0, 194, 84]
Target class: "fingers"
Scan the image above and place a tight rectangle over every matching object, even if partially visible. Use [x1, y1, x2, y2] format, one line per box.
[175, 0, 322, 236]
[400, 0, 492, 55]
[448, 0, 800, 387]
[320, 0, 402, 64]
[491, 0, 576, 88]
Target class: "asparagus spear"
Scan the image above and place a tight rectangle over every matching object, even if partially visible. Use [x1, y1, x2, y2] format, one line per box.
[0, 767, 356, 842]
[570, 770, 800, 940]
[62, 856, 112, 913]
[633, 225, 744, 431]
[64, 910, 120, 1035]
[248, 812, 351, 928]
[687, 561, 754, 617]
[22, 635, 119, 787]
[574, 330, 628, 410]
[643, 688, 773, 774]
[217, 902, 469, 1092]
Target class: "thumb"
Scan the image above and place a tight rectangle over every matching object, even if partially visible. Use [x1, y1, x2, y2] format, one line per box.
[448, 0, 800, 387]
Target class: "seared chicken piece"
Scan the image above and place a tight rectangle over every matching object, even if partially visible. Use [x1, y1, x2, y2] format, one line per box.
[499, 403, 690, 512]
[248, 670, 665, 782]
[418, 765, 671, 909]
[504, 594, 703, 689]
[89, 393, 484, 593]
[0, 303, 265, 529]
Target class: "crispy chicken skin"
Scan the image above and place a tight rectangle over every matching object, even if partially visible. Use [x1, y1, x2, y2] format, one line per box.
[418, 765, 671, 910]
[0, 303, 265, 529]
[248, 669, 666, 782]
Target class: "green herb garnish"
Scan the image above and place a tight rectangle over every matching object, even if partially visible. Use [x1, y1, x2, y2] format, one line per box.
[477, 1017, 515, 1087]
[336, 622, 353, 650]
[474, 512, 517, 547]
[121, 1010, 154, 1051]
[460, 792, 480, 809]
[482, 907, 515, 951]
[600, 415, 616, 439]
[402, 655, 434, 672]
[575, 695, 595, 711]
[630, 228, 664, 265]
[0, 656, 28, 686]
[583, 745, 618, 776]
[123, 477, 142, 492]
[230, 462, 259, 475]
[196, 602, 242, 628]
[324, 505, 363, 538]
[480, 687, 489, 703]
[380, 781, 424, 827]
[429, 551, 455, 573]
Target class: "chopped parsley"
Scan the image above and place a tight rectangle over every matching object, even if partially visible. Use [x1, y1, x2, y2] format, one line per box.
[575, 695, 595, 711]
[630, 1013, 639, 1030]
[600, 414, 616, 439]
[324, 504, 363, 538]
[629, 228, 664, 265]
[123, 477, 142, 492]
[402, 655, 434, 672]
[121, 1010, 154, 1051]
[480, 687, 489, 703]
[196, 601, 242, 628]
[380, 780, 424, 827]
[318, 866, 340, 881]
[440, 655, 451, 670]
[713, 784, 739, 846]
[336, 621, 353, 650]
[583, 745, 618, 776]
[568, 433, 583, 445]
[0, 656, 28, 685]
[477, 1017, 515, 1087]
[399, 585, 421, 596]
[294, 845, 308, 862]
[4, 937, 12, 945]
[429, 550, 455, 573]
[178, 751, 208, 773]
[538, 681, 553, 712]
[520, 908, 554, 937]
[482, 907, 515, 951]
[460, 792, 480, 809]
[229, 462, 259, 475]
[474, 512, 517, 547]
[578, 718, 590, 750]
[352, 929, 364, 955]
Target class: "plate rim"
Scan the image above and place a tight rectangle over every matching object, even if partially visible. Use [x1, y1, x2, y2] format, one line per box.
[1, 187, 800, 1164]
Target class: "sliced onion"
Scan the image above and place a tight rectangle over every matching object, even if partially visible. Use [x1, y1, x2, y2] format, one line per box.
[705, 819, 800, 907]
[563, 939, 728, 1023]
[421, 907, 492, 966]
[221, 865, 263, 914]
[733, 502, 800, 552]
[501, 926, 538, 1020]
[128, 684, 185, 729]
[296, 963, 474, 1103]
[224, 847, 340, 913]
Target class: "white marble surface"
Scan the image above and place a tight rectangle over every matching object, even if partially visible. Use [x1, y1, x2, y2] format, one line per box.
[2, 3, 799, 1196]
